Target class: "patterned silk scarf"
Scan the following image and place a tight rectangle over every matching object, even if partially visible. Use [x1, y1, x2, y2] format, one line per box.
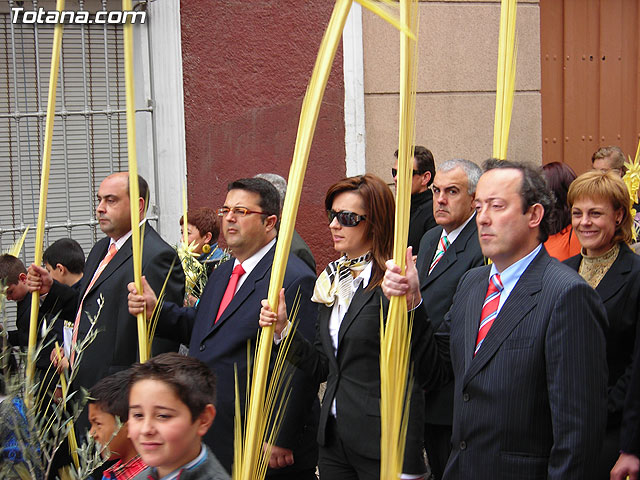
[311, 252, 372, 307]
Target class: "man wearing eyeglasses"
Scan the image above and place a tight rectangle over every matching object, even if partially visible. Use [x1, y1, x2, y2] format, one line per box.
[127, 178, 319, 479]
[393, 145, 437, 255]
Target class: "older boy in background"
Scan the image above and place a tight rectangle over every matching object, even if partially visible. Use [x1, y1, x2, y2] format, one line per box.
[88, 369, 146, 480]
[43, 238, 85, 289]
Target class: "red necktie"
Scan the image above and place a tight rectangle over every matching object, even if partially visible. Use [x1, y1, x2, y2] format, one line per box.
[70, 243, 118, 365]
[474, 273, 503, 356]
[215, 264, 245, 323]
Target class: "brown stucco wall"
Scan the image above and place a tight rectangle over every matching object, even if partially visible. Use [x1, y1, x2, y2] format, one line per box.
[181, 1, 346, 273]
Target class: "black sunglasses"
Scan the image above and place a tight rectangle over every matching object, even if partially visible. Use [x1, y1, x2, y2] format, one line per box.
[327, 209, 367, 227]
[391, 168, 420, 178]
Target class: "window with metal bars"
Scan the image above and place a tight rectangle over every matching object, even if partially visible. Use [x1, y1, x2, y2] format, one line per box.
[0, 0, 157, 328]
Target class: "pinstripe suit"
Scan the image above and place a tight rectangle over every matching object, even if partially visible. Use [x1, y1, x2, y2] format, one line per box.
[441, 247, 608, 480]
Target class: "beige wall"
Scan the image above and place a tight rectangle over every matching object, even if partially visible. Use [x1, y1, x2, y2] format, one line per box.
[362, 0, 541, 184]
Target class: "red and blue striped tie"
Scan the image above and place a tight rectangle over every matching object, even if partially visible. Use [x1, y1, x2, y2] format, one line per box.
[475, 273, 503, 356]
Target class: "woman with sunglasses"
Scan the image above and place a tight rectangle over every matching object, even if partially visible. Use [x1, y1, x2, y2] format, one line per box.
[260, 174, 444, 480]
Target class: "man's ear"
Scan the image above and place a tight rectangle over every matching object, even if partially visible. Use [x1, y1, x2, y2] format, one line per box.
[56, 263, 67, 276]
[18, 272, 27, 284]
[196, 404, 216, 436]
[421, 171, 432, 188]
[264, 214, 278, 232]
[528, 203, 544, 229]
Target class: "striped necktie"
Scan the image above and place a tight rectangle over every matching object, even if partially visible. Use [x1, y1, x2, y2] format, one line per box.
[428, 234, 450, 275]
[70, 243, 118, 365]
[474, 273, 503, 356]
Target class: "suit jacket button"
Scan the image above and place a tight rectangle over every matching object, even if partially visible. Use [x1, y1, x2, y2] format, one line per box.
[463, 393, 470, 402]
[460, 441, 467, 450]
[199, 344, 206, 352]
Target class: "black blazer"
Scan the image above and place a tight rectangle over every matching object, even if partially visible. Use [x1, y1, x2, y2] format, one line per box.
[621, 318, 640, 455]
[565, 243, 640, 427]
[286, 282, 447, 474]
[417, 219, 484, 425]
[157, 244, 320, 476]
[442, 248, 608, 480]
[50, 225, 185, 392]
[408, 189, 437, 255]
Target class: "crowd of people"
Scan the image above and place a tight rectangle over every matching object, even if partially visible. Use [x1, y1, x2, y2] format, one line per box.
[0, 146, 639, 480]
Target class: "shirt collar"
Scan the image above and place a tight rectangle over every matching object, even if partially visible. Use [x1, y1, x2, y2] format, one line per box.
[152, 444, 207, 480]
[489, 243, 542, 287]
[109, 219, 147, 251]
[353, 260, 373, 291]
[441, 212, 475, 245]
[233, 237, 276, 276]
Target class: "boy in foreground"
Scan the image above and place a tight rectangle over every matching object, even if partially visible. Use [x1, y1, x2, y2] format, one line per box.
[88, 369, 146, 479]
[128, 353, 229, 480]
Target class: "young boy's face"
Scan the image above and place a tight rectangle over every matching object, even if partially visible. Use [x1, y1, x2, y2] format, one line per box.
[5, 274, 29, 302]
[128, 379, 213, 477]
[88, 403, 129, 460]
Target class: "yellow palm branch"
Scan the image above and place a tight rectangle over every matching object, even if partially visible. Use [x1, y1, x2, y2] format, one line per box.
[492, 0, 518, 160]
[380, 0, 419, 477]
[26, 0, 65, 407]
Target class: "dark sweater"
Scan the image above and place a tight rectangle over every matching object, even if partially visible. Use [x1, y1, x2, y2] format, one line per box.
[408, 189, 436, 255]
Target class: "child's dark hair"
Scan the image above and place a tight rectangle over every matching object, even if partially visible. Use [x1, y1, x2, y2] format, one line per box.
[0, 254, 26, 285]
[89, 369, 132, 421]
[129, 353, 216, 421]
[43, 238, 85, 274]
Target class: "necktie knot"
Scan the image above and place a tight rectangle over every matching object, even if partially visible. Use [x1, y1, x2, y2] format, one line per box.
[487, 273, 503, 294]
[232, 264, 245, 277]
[106, 243, 117, 257]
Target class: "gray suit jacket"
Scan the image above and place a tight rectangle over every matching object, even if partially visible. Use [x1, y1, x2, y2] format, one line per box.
[442, 248, 608, 480]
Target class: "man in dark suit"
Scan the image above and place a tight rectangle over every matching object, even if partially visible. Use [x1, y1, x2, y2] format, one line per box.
[385, 159, 608, 479]
[27, 172, 184, 395]
[415, 159, 483, 480]
[612, 324, 640, 479]
[128, 178, 319, 479]
[393, 145, 437, 254]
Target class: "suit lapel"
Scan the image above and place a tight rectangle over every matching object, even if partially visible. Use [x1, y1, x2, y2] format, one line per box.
[195, 259, 233, 335]
[422, 219, 477, 288]
[463, 250, 548, 386]
[420, 228, 443, 289]
[79, 238, 108, 297]
[595, 245, 630, 303]
[209, 246, 275, 334]
[318, 306, 339, 369]
[464, 267, 490, 373]
[88, 238, 133, 295]
[425, 247, 457, 286]
[337, 285, 376, 347]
